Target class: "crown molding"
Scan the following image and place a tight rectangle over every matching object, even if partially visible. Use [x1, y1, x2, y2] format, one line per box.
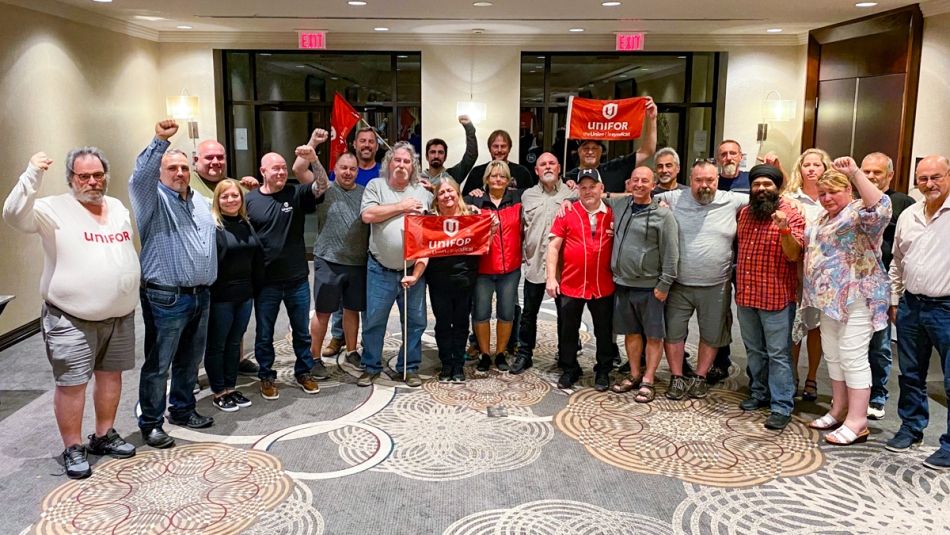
[921, 0, 950, 17]
[3, 0, 159, 41]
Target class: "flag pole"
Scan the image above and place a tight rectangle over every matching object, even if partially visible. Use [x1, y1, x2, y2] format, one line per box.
[403, 259, 409, 382]
[358, 117, 394, 152]
[564, 96, 574, 175]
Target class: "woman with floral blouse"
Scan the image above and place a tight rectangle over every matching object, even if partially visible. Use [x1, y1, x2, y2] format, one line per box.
[802, 156, 891, 446]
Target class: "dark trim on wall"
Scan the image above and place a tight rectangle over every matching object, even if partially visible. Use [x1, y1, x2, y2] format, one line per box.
[0, 319, 39, 352]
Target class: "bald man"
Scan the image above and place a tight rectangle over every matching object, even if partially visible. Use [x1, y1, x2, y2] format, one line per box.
[245, 152, 329, 400]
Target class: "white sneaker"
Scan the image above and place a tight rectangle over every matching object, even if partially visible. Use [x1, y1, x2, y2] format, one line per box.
[867, 403, 886, 420]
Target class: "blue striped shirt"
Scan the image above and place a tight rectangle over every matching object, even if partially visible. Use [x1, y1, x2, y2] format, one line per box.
[129, 137, 217, 287]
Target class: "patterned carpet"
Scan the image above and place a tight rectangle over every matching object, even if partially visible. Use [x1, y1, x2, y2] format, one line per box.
[17, 299, 950, 534]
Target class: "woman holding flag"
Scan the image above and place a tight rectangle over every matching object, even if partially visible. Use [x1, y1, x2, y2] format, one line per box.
[425, 179, 483, 382]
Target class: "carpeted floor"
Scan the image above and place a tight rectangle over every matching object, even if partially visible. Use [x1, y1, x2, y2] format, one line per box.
[0, 281, 947, 534]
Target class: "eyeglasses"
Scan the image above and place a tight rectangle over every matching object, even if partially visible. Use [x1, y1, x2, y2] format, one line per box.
[72, 172, 107, 182]
[692, 158, 717, 165]
[916, 173, 945, 183]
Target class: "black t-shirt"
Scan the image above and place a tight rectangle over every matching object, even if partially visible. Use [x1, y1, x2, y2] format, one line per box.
[245, 183, 322, 283]
[463, 160, 536, 196]
[211, 215, 263, 302]
[882, 189, 916, 270]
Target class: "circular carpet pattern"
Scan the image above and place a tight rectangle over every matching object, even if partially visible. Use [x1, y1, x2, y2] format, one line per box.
[329, 391, 554, 481]
[554, 387, 824, 487]
[34, 443, 293, 534]
[442, 499, 673, 535]
[674, 444, 950, 534]
[422, 366, 551, 410]
[242, 479, 325, 534]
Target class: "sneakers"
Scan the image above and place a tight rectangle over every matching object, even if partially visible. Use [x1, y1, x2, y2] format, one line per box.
[86, 428, 136, 459]
[867, 402, 886, 420]
[509, 355, 532, 375]
[212, 394, 239, 412]
[404, 372, 422, 388]
[439, 365, 452, 382]
[494, 353, 510, 372]
[296, 373, 320, 394]
[594, 371, 610, 392]
[62, 444, 91, 479]
[666, 375, 693, 400]
[476, 354, 492, 372]
[228, 391, 252, 408]
[260, 379, 280, 400]
[310, 360, 330, 380]
[739, 397, 769, 411]
[237, 358, 260, 376]
[345, 350, 364, 370]
[451, 365, 466, 383]
[764, 412, 792, 430]
[706, 366, 728, 385]
[322, 337, 344, 358]
[688, 376, 709, 399]
[885, 429, 923, 452]
[357, 371, 380, 387]
[923, 449, 950, 470]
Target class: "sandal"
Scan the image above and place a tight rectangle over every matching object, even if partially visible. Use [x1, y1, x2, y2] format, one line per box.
[802, 379, 818, 401]
[634, 382, 656, 403]
[808, 413, 842, 431]
[610, 376, 642, 394]
[825, 425, 870, 446]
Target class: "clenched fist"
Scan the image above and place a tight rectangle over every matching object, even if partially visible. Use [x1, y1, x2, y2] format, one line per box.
[239, 176, 260, 190]
[771, 209, 789, 230]
[30, 152, 53, 171]
[155, 119, 179, 140]
[309, 128, 329, 146]
[458, 115, 471, 126]
[833, 156, 858, 179]
[295, 145, 317, 163]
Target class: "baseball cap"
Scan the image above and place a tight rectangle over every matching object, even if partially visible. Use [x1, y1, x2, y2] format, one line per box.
[577, 168, 602, 183]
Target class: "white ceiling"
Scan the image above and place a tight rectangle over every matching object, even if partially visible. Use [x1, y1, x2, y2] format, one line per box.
[43, 0, 929, 37]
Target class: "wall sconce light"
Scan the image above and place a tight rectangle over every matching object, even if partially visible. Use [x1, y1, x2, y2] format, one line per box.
[757, 90, 795, 142]
[165, 91, 200, 153]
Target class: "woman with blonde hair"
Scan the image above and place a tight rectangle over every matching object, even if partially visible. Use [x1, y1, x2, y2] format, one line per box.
[206, 179, 262, 412]
[425, 178, 483, 381]
[803, 158, 891, 445]
[784, 148, 834, 401]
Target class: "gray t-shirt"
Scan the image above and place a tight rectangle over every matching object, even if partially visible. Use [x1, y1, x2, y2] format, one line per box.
[655, 189, 748, 286]
[313, 183, 369, 266]
[360, 177, 433, 270]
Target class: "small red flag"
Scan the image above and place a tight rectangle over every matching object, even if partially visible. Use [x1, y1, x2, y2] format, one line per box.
[403, 214, 492, 261]
[566, 96, 648, 141]
[330, 93, 361, 169]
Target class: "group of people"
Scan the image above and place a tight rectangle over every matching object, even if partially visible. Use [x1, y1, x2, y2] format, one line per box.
[4, 93, 948, 479]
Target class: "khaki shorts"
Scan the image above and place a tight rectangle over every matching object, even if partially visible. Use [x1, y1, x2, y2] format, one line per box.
[664, 281, 733, 347]
[41, 303, 135, 386]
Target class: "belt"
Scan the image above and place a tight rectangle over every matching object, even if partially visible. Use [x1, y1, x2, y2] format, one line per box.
[369, 252, 404, 273]
[908, 292, 950, 303]
[144, 282, 208, 295]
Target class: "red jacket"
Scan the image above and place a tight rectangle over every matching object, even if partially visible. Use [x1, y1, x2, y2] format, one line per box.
[550, 200, 614, 299]
[466, 190, 523, 275]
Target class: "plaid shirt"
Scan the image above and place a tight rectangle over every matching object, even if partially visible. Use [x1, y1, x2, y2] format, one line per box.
[735, 199, 804, 311]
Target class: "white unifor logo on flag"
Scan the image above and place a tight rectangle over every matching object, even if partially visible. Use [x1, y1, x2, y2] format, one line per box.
[602, 102, 618, 120]
[443, 218, 459, 237]
[330, 126, 337, 141]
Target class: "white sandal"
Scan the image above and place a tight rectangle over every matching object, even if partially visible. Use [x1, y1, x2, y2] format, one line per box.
[808, 413, 841, 430]
[825, 425, 870, 445]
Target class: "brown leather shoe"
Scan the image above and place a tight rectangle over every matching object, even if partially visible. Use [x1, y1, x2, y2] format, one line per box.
[322, 337, 344, 358]
[296, 373, 320, 394]
[260, 379, 279, 400]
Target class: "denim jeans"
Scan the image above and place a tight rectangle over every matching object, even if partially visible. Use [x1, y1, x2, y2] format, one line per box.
[361, 256, 427, 374]
[254, 278, 314, 380]
[330, 307, 344, 340]
[138, 287, 210, 430]
[205, 299, 253, 394]
[737, 304, 796, 416]
[896, 292, 950, 452]
[868, 325, 893, 406]
[517, 281, 560, 359]
[473, 269, 520, 322]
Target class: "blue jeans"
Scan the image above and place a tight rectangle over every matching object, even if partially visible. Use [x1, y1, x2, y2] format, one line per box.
[868, 325, 893, 406]
[473, 269, 520, 322]
[138, 287, 210, 430]
[254, 278, 314, 380]
[737, 304, 796, 416]
[205, 299, 253, 394]
[896, 292, 950, 452]
[330, 307, 344, 340]
[361, 256, 426, 374]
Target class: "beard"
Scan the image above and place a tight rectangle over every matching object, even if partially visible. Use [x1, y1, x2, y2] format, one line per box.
[696, 187, 715, 205]
[657, 172, 675, 185]
[749, 190, 780, 220]
[72, 182, 107, 206]
[428, 158, 443, 168]
[721, 163, 737, 177]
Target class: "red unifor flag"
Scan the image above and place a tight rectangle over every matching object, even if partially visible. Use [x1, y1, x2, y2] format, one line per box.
[330, 93, 361, 169]
[403, 214, 492, 261]
[565, 96, 648, 141]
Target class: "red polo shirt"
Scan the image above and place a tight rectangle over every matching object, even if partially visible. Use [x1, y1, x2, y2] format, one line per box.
[550, 200, 615, 299]
[736, 198, 805, 311]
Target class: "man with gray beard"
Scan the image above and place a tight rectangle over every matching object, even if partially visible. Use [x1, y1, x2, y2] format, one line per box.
[735, 165, 805, 430]
[4, 148, 140, 478]
[655, 160, 748, 400]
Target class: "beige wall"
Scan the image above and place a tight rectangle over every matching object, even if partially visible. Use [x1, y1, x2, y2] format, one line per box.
[912, 12, 950, 174]
[0, 4, 162, 334]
